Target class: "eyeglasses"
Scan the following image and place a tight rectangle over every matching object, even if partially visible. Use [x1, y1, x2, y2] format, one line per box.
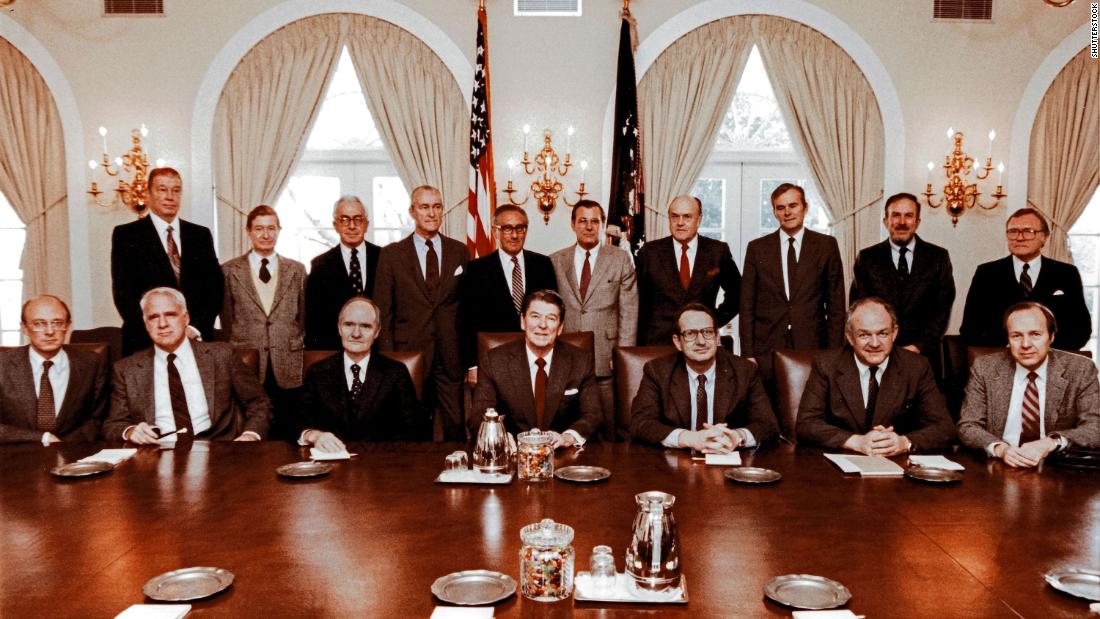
[336, 216, 367, 226]
[1006, 228, 1041, 240]
[678, 327, 716, 342]
[27, 320, 69, 332]
[494, 224, 528, 235]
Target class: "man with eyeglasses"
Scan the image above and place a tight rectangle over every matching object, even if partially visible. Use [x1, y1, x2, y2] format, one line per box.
[305, 195, 381, 351]
[458, 204, 557, 387]
[0, 295, 108, 444]
[297, 297, 422, 453]
[797, 297, 954, 455]
[961, 207, 1091, 350]
[631, 303, 778, 452]
[471, 290, 600, 448]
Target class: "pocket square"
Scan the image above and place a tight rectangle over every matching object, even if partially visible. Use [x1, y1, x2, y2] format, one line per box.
[563, 388, 579, 396]
[454, 266, 464, 276]
[1053, 289, 1065, 296]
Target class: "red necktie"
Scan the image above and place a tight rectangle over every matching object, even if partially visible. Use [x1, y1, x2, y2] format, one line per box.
[534, 357, 548, 429]
[679, 243, 691, 290]
[579, 250, 592, 301]
[1020, 371, 1040, 444]
[36, 360, 56, 432]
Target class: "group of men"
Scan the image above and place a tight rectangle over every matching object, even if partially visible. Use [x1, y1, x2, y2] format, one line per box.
[1, 167, 1096, 469]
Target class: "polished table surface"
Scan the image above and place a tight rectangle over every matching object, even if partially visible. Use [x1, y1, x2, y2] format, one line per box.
[1, 441, 1096, 618]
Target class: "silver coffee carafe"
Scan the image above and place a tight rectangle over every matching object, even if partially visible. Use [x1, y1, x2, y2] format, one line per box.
[625, 490, 681, 591]
[473, 409, 513, 473]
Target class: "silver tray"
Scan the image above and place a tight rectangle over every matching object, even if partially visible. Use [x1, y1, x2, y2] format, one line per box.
[1045, 567, 1100, 601]
[904, 465, 963, 483]
[143, 566, 235, 601]
[430, 569, 517, 605]
[574, 572, 688, 603]
[555, 465, 611, 483]
[725, 466, 782, 484]
[764, 574, 852, 609]
[276, 461, 334, 478]
[51, 461, 114, 478]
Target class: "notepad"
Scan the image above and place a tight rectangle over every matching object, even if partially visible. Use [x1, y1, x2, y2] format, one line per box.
[79, 449, 137, 466]
[824, 453, 904, 476]
[704, 452, 742, 466]
[309, 448, 354, 461]
[114, 604, 191, 619]
[907, 455, 965, 471]
[430, 606, 494, 618]
[791, 611, 861, 619]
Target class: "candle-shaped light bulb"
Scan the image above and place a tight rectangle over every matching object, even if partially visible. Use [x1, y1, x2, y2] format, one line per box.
[522, 124, 530, 152]
[997, 161, 1004, 185]
[566, 125, 574, 155]
[88, 159, 97, 170]
[156, 158, 166, 168]
[926, 161, 934, 185]
[99, 126, 108, 153]
[98, 126, 107, 137]
[987, 129, 995, 159]
[946, 127, 955, 141]
[580, 159, 588, 183]
[140, 123, 149, 137]
[507, 157, 516, 181]
[114, 157, 123, 166]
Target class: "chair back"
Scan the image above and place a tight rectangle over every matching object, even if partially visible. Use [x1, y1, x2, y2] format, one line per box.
[966, 345, 1004, 366]
[69, 326, 123, 363]
[476, 331, 595, 365]
[611, 345, 676, 440]
[302, 350, 424, 401]
[773, 348, 819, 441]
[0, 342, 110, 364]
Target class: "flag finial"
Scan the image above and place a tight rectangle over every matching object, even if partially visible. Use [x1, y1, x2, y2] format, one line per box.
[479, 0, 486, 10]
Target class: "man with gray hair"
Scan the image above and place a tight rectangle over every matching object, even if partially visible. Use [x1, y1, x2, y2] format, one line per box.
[305, 195, 382, 350]
[103, 287, 271, 443]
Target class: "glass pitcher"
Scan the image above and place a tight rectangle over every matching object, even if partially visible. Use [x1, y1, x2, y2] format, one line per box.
[624, 491, 680, 592]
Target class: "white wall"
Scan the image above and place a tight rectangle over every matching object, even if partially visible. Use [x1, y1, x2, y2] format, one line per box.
[1, 0, 1091, 329]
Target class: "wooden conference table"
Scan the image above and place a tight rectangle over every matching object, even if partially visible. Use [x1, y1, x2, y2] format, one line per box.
[1, 441, 1095, 618]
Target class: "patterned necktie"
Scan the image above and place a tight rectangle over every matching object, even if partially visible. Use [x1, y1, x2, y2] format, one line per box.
[695, 374, 707, 431]
[166, 353, 193, 435]
[350, 363, 363, 400]
[1020, 263, 1033, 294]
[786, 237, 798, 299]
[36, 359, 56, 432]
[534, 357, 548, 429]
[511, 256, 523, 315]
[259, 258, 271, 284]
[865, 365, 880, 428]
[1020, 371, 1040, 444]
[679, 242, 691, 290]
[425, 239, 440, 295]
[166, 225, 181, 282]
[579, 250, 592, 301]
[897, 246, 909, 277]
[348, 247, 363, 294]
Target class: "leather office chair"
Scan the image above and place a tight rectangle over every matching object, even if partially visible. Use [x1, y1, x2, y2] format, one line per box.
[772, 348, 820, 442]
[302, 350, 425, 401]
[611, 345, 676, 441]
[475, 331, 595, 365]
[0, 342, 110, 361]
[69, 327, 123, 363]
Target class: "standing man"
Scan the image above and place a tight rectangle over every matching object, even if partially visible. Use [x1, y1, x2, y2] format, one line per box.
[221, 205, 306, 440]
[375, 185, 468, 441]
[458, 204, 557, 384]
[550, 200, 638, 437]
[958, 301, 1099, 466]
[740, 183, 845, 391]
[0, 295, 109, 443]
[961, 207, 1091, 350]
[111, 167, 223, 356]
[635, 195, 741, 345]
[305, 195, 381, 351]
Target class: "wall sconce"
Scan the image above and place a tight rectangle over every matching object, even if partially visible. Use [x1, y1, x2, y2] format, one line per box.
[87, 124, 163, 214]
[502, 124, 589, 224]
[922, 128, 1005, 226]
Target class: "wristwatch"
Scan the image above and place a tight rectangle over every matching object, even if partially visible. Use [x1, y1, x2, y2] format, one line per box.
[1047, 433, 1069, 452]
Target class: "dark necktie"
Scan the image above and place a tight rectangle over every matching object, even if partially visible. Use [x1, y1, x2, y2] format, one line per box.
[786, 237, 798, 299]
[511, 256, 523, 315]
[36, 359, 56, 432]
[534, 357, 548, 429]
[1020, 263, 1033, 294]
[695, 374, 707, 431]
[897, 246, 909, 277]
[579, 250, 592, 301]
[1020, 371, 1040, 444]
[350, 363, 363, 400]
[865, 365, 880, 428]
[348, 247, 363, 294]
[425, 239, 440, 295]
[259, 257, 271, 284]
[166, 225, 181, 283]
[166, 353, 193, 435]
[679, 243, 691, 290]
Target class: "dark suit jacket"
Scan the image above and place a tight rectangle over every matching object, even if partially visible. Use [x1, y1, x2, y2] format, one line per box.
[961, 256, 1091, 350]
[630, 349, 778, 446]
[0, 346, 109, 443]
[304, 242, 381, 351]
[102, 341, 271, 441]
[850, 236, 955, 356]
[636, 235, 741, 345]
[458, 250, 558, 369]
[740, 229, 845, 371]
[471, 340, 600, 439]
[111, 216, 224, 356]
[958, 350, 1099, 450]
[796, 347, 955, 451]
[298, 352, 422, 442]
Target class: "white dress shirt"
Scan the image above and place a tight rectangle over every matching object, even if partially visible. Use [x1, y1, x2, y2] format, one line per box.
[671, 235, 699, 277]
[998, 360, 1049, 449]
[889, 237, 916, 269]
[499, 249, 526, 293]
[149, 212, 181, 257]
[572, 244, 601, 284]
[339, 242, 367, 280]
[412, 232, 441, 279]
[525, 345, 585, 445]
[661, 361, 758, 449]
[779, 227, 806, 300]
[1012, 255, 1042, 285]
[29, 347, 69, 416]
[152, 338, 212, 435]
[853, 354, 891, 408]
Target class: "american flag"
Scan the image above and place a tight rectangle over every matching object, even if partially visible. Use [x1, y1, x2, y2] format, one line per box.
[608, 6, 645, 254]
[467, 3, 496, 259]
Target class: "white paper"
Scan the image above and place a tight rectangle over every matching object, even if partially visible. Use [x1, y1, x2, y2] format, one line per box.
[574, 572, 686, 603]
[114, 604, 191, 619]
[309, 448, 354, 461]
[908, 455, 965, 471]
[435, 469, 513, 484]
[430, 607, 494, 619]
[823, 453, 861, 473]
[824, 453, 903, 476]
[791, 611, 860, 619]
[704, 452, 742, 466]
[79, 449, 137, 466]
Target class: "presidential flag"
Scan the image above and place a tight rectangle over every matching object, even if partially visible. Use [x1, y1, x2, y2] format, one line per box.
[608, 5, 645, 254]
[467, 2, 496, 259]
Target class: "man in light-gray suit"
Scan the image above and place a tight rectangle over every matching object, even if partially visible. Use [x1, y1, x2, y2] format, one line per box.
[958, 301, 1099, 467]
[221, 205, 306, 440]
[550, 200, 638, 438]
[103, 287, 271, 444]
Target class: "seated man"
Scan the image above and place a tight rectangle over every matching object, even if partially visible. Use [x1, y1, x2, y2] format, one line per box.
[797, 297, 954, 454]
[631, 303, 778, 452]
[958, 302, 1099, 467]
[472, 289, 600, 449]
[298, 296, 422, 452]
[0, 295, 109, 444]
[103, 287, 270, 443]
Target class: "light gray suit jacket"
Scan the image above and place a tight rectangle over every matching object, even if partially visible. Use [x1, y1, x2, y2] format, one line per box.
[221, 253, 306, 388]
[958, 349, 1099, 450]
[550, 244, 638, 377]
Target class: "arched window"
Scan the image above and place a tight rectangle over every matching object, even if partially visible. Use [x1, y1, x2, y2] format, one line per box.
[1068, 187, 1100, 358]
[0, 191, 27, 345]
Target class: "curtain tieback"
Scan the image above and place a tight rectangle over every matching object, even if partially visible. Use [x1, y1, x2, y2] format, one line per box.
[1026, 199, 1067, 235]
[829, 190, 884, 227]
[216, 194, 251, 217]
[24, 194, 67, 225]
